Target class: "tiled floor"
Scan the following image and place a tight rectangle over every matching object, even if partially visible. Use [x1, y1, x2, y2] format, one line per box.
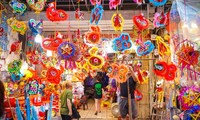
[78, 99, 118, 120]
[53, 99, 118, 120]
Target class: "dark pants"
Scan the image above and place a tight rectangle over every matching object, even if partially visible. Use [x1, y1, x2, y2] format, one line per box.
[61, 114, 72, 120]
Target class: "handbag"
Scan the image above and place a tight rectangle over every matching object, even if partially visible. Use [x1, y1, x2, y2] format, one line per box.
[72, 103, 81, 119]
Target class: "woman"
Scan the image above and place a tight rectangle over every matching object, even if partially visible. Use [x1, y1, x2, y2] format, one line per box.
[0, 80, 5, 118]
[60, 82, 73, 120]
[93, 72, 103, 115]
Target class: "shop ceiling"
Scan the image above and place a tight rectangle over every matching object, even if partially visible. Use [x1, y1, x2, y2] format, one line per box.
[3, 0, 172, 31]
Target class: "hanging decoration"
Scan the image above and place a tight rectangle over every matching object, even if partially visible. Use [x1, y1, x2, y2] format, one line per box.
[107, 63, 128, 83]
[76, 60, 90, 74]
[109, 0, 121, 10]
[46, 2, 68, 22]
[134, 90, 143, 101]
[90, 4, 104, 25]
[133, 0, 143, 5]
[11, 73, 23, 82]
[42, 32, 63, 51]
[155, 80, 164, 108]
[7, 17, 27, 35]
[178, 86, 200, 111]
[26, 80, 39, 95]
[136, 70, 149, 84]
[0, 3, 6, 15]
[87, 47, 105, 70]
[26, 51, 40, 64]
[85, 26, 101, 45]
[74, 72, 87, 81]
[153, 12, 167, 28]
[8, 60, 22, 74]
[90, 0, 101, 5]
[149, 0, 167, 7]
[156, 36, 170, 57]
[26, 0, 46, 14]
[133, 14, 149, 31]
[46, 66, 64, 84]
[58, 42, 75, 59]
[176, 41, 199, 70]
[0, 14, 8, 51]
[75, 8, 84, 20]
[9, 41, 21, 54]
[153, 61, 177, 81]
[28, 19, 43, 35]
[9, 0, 27, 15]
[112, 33, 132, 52]
[135, 39, 155, 56]
[111, 13, 124, 32]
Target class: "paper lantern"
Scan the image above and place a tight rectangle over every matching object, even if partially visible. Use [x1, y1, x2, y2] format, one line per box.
[133, 14, 149, 31]
[7, 17, 27, 35]
[26, 0, 46, 14]
[90, 4, 104, 25]
[9, 0, 27, 15]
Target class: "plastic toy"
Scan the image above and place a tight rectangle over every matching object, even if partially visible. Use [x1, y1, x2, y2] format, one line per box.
[133, 14, 148, 31]
[153, 61, 177, 81]
[85, 26, 101, 44]
[90, 0, 101, 5]
[25, 96, 31, 120]
[58, 42, 75, 59]
[46, 2, 68, 21]
[111, 13, 124, 31]
[28, 19, 43, 35]
[112, 33, 132, 52]
[149, 0, 167, 7]
[136, 39, 155, 56]
[16, 99, 23, 120]
[90, 4, 104, 25]
[133, 0, 142, 5]
[26, 80, 39, 95]
[109, 0, 121, 10]
[26, 0, 46, 14]
[75, 8, 84, 20]
[47, 94, 54, 120]
[156, 36, 170, 57]
[153, 12, 167, 28]
[7, 17, 27, 35]
[42, 33, 63, 51]
[9, 41, 21, 54]
[9, 0, 27, 15]
[87, 47, 104, 70]
[155, 80, 164, 108]
[31, 106, 38, 120]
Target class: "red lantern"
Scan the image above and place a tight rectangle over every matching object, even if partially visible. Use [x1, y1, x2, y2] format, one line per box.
[133, 14, 149, 31]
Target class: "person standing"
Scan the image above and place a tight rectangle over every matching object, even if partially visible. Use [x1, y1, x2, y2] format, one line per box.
[94, 72, 103, 115]
[119, 66, 138, 120]
[60, 82, 73, 120]
[0, 80, 5, 118]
